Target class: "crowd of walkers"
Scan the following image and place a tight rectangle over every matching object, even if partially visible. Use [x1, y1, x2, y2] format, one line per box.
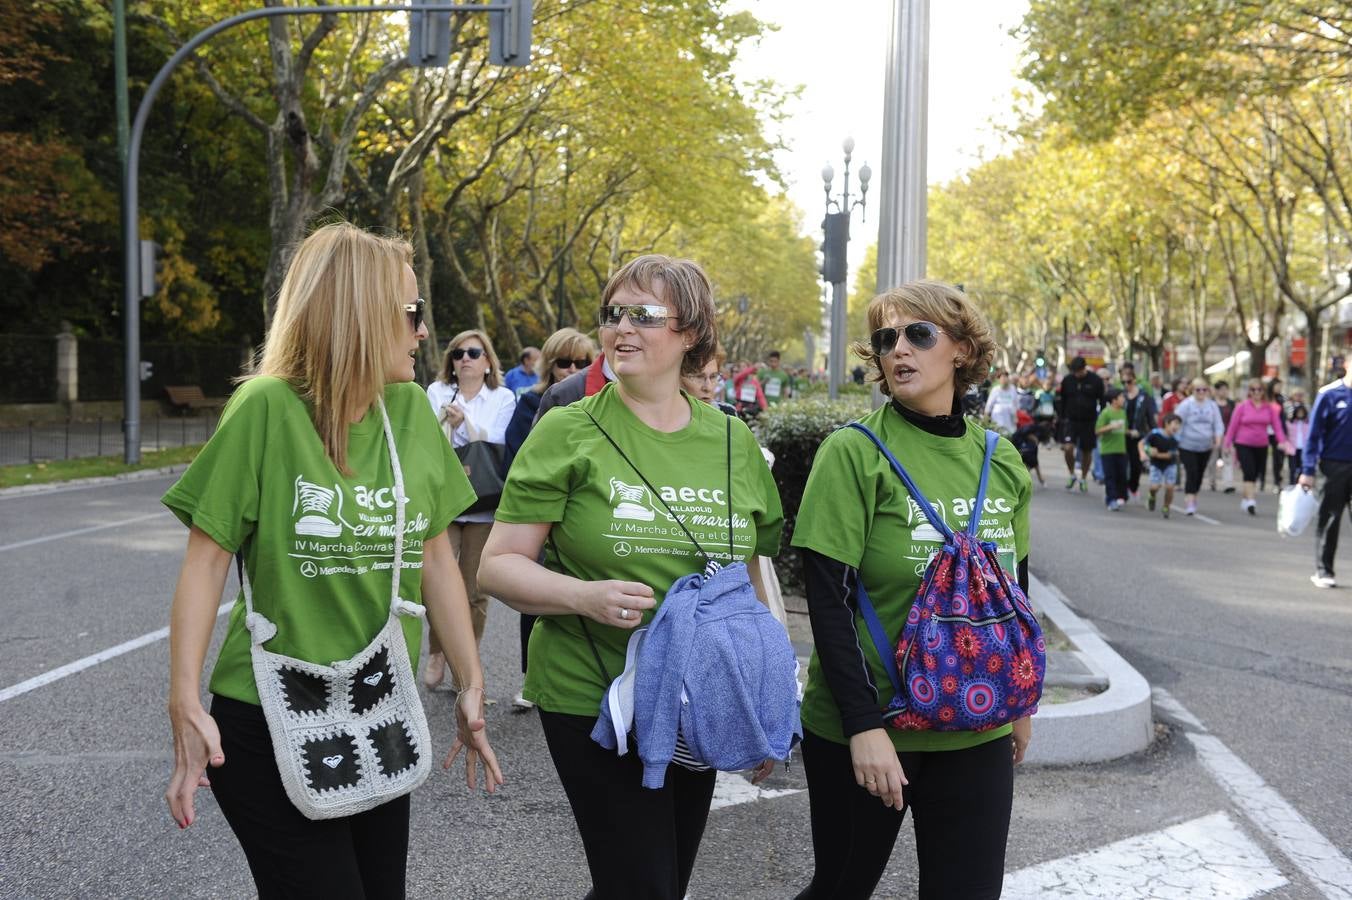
[161, 221, 1037, 899]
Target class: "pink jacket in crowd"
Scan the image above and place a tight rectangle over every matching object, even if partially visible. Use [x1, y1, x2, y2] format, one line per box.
[1224, 400, 1286, 448]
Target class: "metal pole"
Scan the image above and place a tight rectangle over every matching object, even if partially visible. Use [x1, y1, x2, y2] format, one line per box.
[829, 280, 847, 398]
[875, 0, 929, 291]
[120, 2, 508, 464]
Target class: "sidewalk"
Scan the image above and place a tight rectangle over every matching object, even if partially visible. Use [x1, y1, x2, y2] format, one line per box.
[781, 572, 1154, 766]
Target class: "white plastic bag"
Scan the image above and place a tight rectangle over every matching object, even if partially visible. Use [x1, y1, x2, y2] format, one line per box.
[1277, 486, 1318, 537]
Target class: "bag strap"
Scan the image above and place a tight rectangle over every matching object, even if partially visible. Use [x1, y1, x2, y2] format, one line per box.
[846, 423, 999, 540]
[854, 582, 903, 697]
[240, 397, 407, 628]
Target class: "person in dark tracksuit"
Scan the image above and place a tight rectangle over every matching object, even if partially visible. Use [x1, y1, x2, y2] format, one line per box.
[1299, 372, 1352, 588]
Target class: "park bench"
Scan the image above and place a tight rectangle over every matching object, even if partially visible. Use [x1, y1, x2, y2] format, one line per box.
[164, 385, 222, 414]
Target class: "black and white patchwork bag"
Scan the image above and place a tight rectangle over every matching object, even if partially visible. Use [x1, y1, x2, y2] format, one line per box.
[242, 399, 432, 820]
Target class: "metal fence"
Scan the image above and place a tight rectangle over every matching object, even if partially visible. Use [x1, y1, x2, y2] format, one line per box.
[0, 412, 219, 466]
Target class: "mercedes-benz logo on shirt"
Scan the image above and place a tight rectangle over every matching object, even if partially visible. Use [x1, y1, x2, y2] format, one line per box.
[612, 541, 632, 558]
[300, 561, 318, 578]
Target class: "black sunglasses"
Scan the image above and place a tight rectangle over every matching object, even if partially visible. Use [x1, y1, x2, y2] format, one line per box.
[403, 298, 425, 331]
[870, 321, 945, 356]
[554, 357, 592, 370]
[451, 347, 484, 361]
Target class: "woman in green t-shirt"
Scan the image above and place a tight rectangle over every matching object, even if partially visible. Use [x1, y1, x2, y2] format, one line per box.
[479, 255, 785, 900]
[162, 223, 502, 897]
[791, 281, 1033, 900]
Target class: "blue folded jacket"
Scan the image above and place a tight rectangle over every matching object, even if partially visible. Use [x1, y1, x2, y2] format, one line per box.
[591, 561, 802, 788]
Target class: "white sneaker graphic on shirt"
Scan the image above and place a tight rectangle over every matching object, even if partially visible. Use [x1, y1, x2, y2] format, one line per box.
[609, 478, 656, 522]
[293, 475, 344, 537]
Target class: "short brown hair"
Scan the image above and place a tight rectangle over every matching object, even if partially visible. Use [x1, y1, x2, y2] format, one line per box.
[601, 255, 717, 376]
[850, 280, 996, 398]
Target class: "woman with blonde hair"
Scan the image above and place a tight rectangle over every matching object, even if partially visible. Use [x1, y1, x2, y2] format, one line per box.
[1172, 378, 1225, 516]
[792, 280, 1033, 899]
[424, 329, 517, 689]
[503, 327, 597, 469]
[162, 222, 501, 896]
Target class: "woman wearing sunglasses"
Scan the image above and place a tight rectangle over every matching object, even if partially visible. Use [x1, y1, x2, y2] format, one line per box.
[161, 223, 500, 895]
[791, 281, 1032, 900]
[501, 326, 597, 710]
[479, 255, 785, 899]
[423, 330, 517, 690]
[1172, 378, 1226, 516]
[1223, 378, 1292, 515]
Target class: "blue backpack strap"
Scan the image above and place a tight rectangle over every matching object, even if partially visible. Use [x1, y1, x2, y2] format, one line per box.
[854, 581, 903, 697]
[968, 430, 1000, 536]
[846, 423, 953, 541]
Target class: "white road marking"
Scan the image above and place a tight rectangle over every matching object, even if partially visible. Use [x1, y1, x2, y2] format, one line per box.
[1189, 734, 1352, 899]
[709, 770, 802, 810]
[0, 511, 169, 552]
[1153, 688, 1352, 898]
[1193, 513, 1222, 525]
[1003, 812, 1286, 898]
[0, 602, 231, 703]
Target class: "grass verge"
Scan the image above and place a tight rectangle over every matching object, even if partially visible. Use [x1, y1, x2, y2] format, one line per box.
[0, 444, 201, 489]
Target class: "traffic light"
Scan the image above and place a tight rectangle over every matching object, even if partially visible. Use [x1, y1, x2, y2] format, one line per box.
[488, 0, 533, 67]
[408, 0, 451, 67]
[1035, 349, 1047, 368]
[138, 240, 162, 299]
[820, 212, 849, 284]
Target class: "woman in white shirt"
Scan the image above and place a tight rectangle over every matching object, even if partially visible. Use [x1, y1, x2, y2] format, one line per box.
[425, 329, 517, 690]
[984, 369, 1019, 434]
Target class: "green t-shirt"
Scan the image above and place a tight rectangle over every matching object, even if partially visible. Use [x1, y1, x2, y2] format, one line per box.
[162, 376, 476, 705]
[791, 405, 1031, 752]
[761, 367, 792, 404]
[1096, 406, 1127, 455]
[496, 384, 784, 716]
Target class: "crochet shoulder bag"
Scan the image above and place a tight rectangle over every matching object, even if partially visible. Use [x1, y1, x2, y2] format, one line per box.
[847, 424, 1045, 732]
[241, 398, 432, 819]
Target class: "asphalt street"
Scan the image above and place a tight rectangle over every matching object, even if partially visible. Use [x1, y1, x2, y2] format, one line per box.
[0, 471, 1348, 898]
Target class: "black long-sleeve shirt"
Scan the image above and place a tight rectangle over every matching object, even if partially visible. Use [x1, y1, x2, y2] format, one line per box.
[802, 399, 1031, 738]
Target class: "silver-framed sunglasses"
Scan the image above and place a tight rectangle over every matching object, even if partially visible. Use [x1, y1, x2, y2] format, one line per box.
[870, 321, 945, 356]
[598, 304, 672, 328]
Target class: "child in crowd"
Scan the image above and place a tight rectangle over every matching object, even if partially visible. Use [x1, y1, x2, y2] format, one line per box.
[1286, 399, 1310, 485]
[1011, 409, 1047, 487]
[1096, 387, 1129, 510]
[1143, 413, 1183, 518]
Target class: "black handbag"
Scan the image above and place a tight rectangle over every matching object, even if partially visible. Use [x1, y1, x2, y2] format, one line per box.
[440, 386, 506, 513]
[456, 440, 506, 513]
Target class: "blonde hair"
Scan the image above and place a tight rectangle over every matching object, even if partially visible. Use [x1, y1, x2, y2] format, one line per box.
[850, 280, 996, 398]
[600, 255, 718, 377]
[438, 329, 504, 390]
[533, 327, 597, 394]
[249, 222, 411, 474]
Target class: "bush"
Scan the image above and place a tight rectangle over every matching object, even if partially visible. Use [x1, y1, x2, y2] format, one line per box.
[755, 394, 873, 591]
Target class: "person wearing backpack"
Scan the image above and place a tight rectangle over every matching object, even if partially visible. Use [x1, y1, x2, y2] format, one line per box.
[478, 255, 786, 900]
[792, 281, 1034, 900]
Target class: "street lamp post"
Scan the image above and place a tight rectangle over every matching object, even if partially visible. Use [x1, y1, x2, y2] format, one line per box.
[821, 137, 871, 399]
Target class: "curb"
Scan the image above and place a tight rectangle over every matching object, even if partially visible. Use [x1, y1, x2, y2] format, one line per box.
[1024, 573, 1154, 765]
[0, 464, 188, 499]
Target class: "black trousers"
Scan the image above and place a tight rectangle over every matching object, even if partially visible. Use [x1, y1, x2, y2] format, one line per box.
[793, 730, 1014, 900]
[1236, 443, 1268, 483]
[1316, 459, 1352, 577]
[208, 696, 411, 900]
[1101, 452, 1128, 505]
[539, 710, 717, 900]
[1125, 436, 1143, 493]
[1180, 448, 1213, 494]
